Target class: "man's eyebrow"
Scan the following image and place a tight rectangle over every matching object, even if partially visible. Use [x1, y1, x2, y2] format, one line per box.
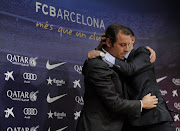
[119, 43, 126, 45]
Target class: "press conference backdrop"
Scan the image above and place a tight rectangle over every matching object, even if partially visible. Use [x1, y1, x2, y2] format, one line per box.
[0, 0, 180, 131]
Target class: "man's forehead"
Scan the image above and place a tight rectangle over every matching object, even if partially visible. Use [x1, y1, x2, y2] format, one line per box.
[117, 31, 131, 37]
[117, 32, 131, 42]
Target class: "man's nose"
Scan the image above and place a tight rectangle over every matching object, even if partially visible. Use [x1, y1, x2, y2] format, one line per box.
[124, 45, 130, 51]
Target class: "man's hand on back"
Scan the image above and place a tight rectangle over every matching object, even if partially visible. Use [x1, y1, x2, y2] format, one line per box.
[146, 46, 156, 63]
[95, 33, 106, 50]
[141, 93, 158, 109]
[88, 50, 101, 59]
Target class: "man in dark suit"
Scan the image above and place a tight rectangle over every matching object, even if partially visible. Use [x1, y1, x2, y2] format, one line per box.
[76, 24, 158, 131]
[88, 24, 175, 131]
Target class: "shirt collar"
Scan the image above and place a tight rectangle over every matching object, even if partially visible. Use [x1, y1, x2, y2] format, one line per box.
[125, 51, 131, 59]
[102, 48, 107, 53]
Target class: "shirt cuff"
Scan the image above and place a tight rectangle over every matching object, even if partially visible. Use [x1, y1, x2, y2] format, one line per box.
[140, 100, 143, 112]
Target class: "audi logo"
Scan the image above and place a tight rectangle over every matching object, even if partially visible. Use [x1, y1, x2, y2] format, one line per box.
[74, 65, 83, 74]
[23, 73, 37, 80]
[75, 96, 84, 105]
[23, 108, 38, 115]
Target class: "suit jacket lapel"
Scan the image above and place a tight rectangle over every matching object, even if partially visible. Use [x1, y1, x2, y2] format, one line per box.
[127, 49, 135, 62]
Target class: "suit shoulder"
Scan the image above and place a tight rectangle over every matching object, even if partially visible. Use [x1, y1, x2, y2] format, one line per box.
[86, 58, 108, 68]
[82, 58, 109, 75]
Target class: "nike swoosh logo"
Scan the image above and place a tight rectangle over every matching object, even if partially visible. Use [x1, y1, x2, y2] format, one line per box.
[156, 76, 167, 83]
[56, 126, 68, 131]
[47, 93, 67, 103]
[46, 60, 66, 70]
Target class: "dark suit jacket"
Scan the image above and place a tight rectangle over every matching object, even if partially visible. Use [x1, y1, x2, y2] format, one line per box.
[113, 46, 173, 126]
[76, 58, 141, 131]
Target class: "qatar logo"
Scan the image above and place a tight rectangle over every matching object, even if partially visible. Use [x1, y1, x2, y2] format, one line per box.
[174, 103, 180, 110]
[7, 53, 38, 67]
[7, 90, 38, 102]
[172, 78, 180, 86]
[75, 96, 84, 105]
[29, 57, 38, 67]
[29, 91, 39, 101]
[74, 65, 83, 74]
[7, 126, 39, 131]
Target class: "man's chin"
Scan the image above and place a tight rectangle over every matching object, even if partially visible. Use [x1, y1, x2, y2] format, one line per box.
[119, 56, 125, 60]
[121, 55, 126, 59]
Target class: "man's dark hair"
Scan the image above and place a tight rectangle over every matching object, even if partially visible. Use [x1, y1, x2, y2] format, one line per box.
[105, 24, 134, 46]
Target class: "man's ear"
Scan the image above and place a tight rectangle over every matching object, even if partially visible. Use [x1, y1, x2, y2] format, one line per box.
[131, 36, 135, 45]
[106, 38, 112, 47]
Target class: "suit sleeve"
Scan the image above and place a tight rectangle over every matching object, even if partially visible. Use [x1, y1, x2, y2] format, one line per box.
[114, 47, 154, 76]
[86, 59, 141, 117]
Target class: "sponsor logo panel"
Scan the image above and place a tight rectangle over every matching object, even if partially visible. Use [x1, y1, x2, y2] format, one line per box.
[7, 54, 38, 67]
[23, 107, 38, 119]
[75, 96, 84, 105]
[47, 77, 65, 86]
[4, 107, 15, 118]
[174, 103, 180, 110]
[23, 72, 37, 83]
[73, 79, 81, 88]
[6, 126, 39, 131]
[7, 90, 39, 102]
[172, 78, 180, 86]
[47, 110, 66, 119]
[74, 65, 83, 74]
[174, 114, 180, 122]
[4, 71, 14, 81]
[47, 93, 67, 103]
[172, 90, 178, 97]
[46, 60, 66, 70]
[74, 111, 81, 120]
[160, 89, 167, 96]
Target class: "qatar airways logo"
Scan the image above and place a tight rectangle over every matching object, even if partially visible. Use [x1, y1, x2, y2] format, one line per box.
[7, 90, 39, 102]
[75, 96, 84, 105]
[7, 126, 39, 131]
[74, 65, 83, 74]
[172, 78, 180, 86]
[7, 54, 38, 67]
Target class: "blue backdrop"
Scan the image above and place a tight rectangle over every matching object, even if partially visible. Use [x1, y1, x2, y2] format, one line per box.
[0, 0, 180, 131]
